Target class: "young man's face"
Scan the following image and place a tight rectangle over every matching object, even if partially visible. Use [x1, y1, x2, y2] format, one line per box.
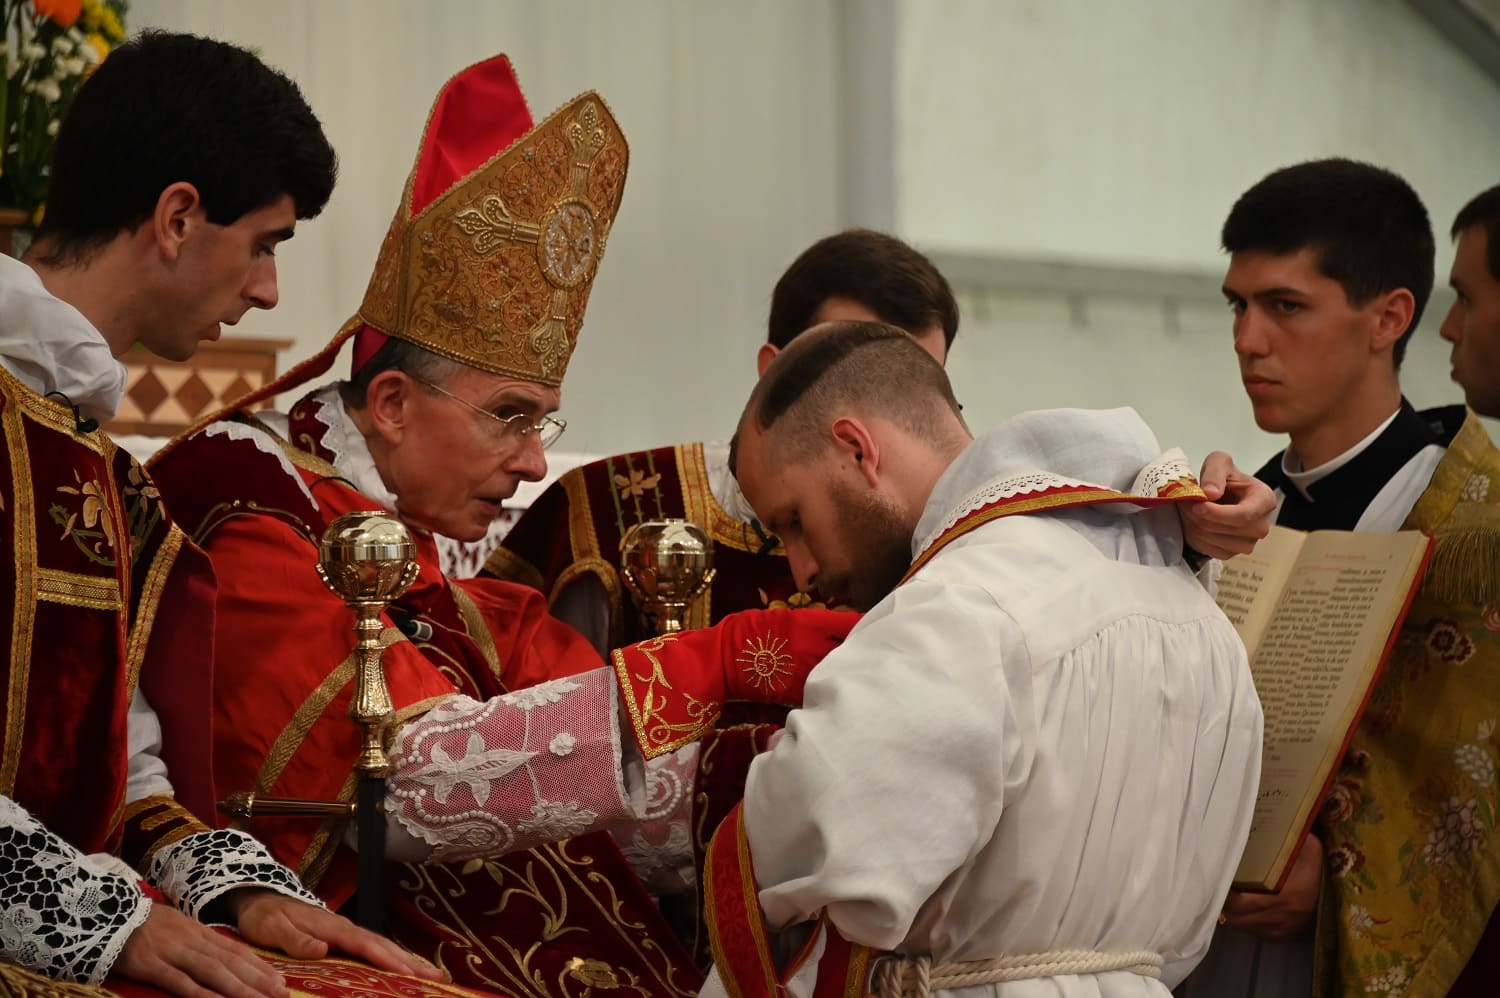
[1222, 248, 1390, 439]
[145, 194, 297, 361]
[1440, 225, 1500, 418]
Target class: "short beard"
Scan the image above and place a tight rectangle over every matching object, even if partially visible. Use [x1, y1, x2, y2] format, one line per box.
[825, 481, 913, 611]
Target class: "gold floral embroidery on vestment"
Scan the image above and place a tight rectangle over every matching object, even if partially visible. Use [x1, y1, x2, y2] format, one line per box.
[52, 469, 115, 566]
[615, 468, 661, 499]
[612, 634, 720, 755]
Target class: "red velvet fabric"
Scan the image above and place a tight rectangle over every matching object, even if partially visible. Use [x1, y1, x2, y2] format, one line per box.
[0, 371, 214, 850]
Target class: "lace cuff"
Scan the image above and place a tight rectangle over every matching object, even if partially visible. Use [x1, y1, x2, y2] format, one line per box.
[611, 741, 699, 894]
[386, 672, 639, 863]
[0, 795, 149, 985]
[145, 827, 324, 922]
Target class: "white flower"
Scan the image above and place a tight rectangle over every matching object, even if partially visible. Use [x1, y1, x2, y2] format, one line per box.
[1347, 904, 1374, 935]
[46, 120, 59, 137]
[1456, 743, 1496, 786]
[78, 42, 100, 66]
[21, 43, 46, 62]
[508, 676, 583, 710]
[59, 56, 85, 77]
[1463, 474, 1492, 503]
[50, 35, 73, 55]
[549, 732, 576, 757]
[1366, 965, 1408, 994]
[0, 904, 44, 965]
[411, 732, 534, 808]
[33, 79, 61, 103]
[516, 800, 598, 839]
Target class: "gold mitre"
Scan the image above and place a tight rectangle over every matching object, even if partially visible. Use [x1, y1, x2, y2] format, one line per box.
[351, 56, 628, 387]
[155, 56, 627, 462]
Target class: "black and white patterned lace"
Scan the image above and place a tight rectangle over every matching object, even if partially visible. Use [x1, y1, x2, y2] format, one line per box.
[145, 827, 324, 922]
[0, 795, 149, 985]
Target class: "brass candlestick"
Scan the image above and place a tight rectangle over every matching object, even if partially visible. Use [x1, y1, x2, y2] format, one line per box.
[620, 519, 715, 635]
[315, 512, 420, 777]
[215, 512, 416, 933]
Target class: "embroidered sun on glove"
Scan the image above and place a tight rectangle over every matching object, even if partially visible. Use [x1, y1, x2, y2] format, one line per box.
[611, 607, 858, 759]
[145, 827, 324, 923]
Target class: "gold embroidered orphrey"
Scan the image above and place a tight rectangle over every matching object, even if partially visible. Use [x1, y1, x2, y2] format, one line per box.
[358, 93, 628, 387]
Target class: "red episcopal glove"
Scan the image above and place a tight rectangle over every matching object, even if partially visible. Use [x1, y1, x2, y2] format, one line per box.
[611, 607, 859, 760]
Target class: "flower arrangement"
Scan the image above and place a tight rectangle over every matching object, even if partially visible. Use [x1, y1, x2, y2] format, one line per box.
[0, 0, 127, 223]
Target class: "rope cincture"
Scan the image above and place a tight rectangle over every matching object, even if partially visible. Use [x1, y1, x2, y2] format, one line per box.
[872, 949, 1164, 997]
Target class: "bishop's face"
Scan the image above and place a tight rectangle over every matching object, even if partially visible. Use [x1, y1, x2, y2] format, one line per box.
[734, 421, 914, 612]
[1441, 226, 1500, 419]
[378, 367, 555, 542]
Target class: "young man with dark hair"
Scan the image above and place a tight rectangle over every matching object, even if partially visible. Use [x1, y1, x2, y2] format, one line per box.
[0, 29, 439, 997]
[1442, 184, 1500, 418]
[648, 320, 1261, 995]
[1181, 159, 1500, 998]
[764, 228, 959, 359]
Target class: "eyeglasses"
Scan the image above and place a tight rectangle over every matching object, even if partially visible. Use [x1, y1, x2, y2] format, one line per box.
[411, 376, 567, 450]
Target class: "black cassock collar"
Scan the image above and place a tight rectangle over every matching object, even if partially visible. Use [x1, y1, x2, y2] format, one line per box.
[1254, 400, 1457, 532]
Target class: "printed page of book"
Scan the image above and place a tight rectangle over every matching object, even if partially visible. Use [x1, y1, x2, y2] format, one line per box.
[1222, 527, 1431, 891]
[1215, 524, 1307, 659]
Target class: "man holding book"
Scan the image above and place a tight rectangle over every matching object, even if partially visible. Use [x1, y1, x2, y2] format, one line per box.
[1179, 158, 1500, 997]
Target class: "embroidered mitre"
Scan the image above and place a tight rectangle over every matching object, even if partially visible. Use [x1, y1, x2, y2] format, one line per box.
[190, 53, 629, 427]
[353, 55, 628, 386]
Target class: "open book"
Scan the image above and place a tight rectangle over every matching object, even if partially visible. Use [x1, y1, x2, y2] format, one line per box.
[1215, 524, 1432, 892]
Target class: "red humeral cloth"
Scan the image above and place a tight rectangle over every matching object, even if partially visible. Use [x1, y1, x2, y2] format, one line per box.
[0, 365, 217, 859]
[486, 442, 833, 648]
[149, 402, 718, 995]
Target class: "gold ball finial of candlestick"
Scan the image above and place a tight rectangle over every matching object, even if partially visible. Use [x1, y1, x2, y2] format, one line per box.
[620, 519, 715, 635]
[316, 512, 419, 776]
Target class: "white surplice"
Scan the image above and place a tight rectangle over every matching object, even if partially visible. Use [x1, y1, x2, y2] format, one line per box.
[702, 407, 1264, 998]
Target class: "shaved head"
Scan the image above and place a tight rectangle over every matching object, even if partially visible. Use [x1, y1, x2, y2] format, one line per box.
[732, 321, 966, 474]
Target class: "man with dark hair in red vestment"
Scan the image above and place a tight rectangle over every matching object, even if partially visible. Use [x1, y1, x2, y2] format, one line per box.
[0, 29, 445, 998]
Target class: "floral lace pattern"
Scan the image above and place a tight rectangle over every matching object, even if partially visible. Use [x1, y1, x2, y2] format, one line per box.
[387, 672, 637, 863]
[0, 794, 149, 985]
[610, 742, 699, 894]
[145, 828, 323, 921]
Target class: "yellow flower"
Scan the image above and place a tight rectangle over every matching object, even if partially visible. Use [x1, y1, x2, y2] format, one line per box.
[100, 7, 125, 42]
[83, 33, 109, 67]
[31, 203, 44, 228]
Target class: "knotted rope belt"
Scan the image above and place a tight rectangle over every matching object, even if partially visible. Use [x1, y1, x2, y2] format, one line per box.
[872, 949, 1164, 997]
